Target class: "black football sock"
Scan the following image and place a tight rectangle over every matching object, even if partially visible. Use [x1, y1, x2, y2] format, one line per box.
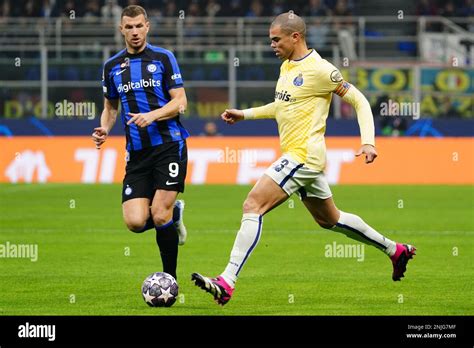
[172, 203, 180, 223]
[155, 220, 179, 280]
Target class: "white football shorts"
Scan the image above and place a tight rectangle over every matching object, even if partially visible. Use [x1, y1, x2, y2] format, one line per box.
[264, 154, 332, 200]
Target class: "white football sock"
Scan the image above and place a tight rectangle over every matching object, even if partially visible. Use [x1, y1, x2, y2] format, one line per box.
[332, 211, 396, 256]
[221, 213, 263, 287]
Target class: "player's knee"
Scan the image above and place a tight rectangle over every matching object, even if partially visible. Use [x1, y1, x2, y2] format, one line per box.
[243, 195, 260, 214]
[125, 218, 148, 233]
[151, 207, 172, 227]
[316, 217, 337, 230]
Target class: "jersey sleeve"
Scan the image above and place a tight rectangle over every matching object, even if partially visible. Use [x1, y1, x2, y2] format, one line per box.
[340, 84, 375, 146]
[163, 51, 184, 91]
[315, 61, 351, 97]
[102, 63, 119, 100]
[315, 60, 374, 145]
[243, 102, 276, 119]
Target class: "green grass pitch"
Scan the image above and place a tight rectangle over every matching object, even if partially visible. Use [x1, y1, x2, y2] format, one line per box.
[0, 184, 472, 315]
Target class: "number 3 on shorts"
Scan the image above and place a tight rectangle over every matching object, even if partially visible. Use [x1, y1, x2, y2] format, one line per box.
[274, 159, 289, 172]
[169, 162, 179, 178]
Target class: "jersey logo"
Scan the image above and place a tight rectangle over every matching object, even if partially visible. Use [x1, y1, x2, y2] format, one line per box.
[166, 180, 178, 185]
[124, 185, 132, 195]
[147, 64, 157, 73]
[293, 73, 304, 86]
[330, 69, 343, 83]
[117, 78, 161, 93]
[115, 68, 126, 76]
[275, 90, 295, 102]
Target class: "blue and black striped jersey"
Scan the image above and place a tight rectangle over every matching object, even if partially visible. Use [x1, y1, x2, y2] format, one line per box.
[102, 43, 189, 152]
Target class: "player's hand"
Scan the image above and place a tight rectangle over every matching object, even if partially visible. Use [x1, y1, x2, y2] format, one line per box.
[127, 112, 155, 128]
[356, 144, 378, 164]
[92, 127, 108, 150]
[221, 109, 244, 125]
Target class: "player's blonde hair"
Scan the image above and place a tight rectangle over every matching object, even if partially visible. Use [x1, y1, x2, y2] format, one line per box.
[271, 12, 306, 38]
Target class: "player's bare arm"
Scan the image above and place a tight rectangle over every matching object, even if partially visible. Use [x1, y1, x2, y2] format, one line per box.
[127, 87, 187, 128]
[92, 97, 118, 149]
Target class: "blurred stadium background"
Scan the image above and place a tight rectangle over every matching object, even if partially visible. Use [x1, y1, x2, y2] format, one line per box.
[0, 0, 473, 185]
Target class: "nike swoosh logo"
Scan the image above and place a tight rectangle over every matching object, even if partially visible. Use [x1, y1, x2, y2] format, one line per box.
[115, 69, 126, 76]
[166, 181, 178, 185]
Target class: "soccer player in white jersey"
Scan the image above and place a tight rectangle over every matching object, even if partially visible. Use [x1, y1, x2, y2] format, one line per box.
[192, 12, 416, 305]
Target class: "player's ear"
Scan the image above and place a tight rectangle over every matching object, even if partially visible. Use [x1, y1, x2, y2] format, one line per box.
[291, 32, 299, 43]
[145, 20, 150, 34]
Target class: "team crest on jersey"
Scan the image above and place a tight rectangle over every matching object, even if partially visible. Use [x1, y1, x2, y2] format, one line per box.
[330, 69, 343, 83]
[293, 73, 304, 86]
[147, 64, 157, 73]
[124, 185, 132, 196]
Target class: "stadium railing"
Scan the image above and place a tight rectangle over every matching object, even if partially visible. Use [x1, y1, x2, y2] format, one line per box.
[2, 16, 471, 57]
[0, 16, 473, 120]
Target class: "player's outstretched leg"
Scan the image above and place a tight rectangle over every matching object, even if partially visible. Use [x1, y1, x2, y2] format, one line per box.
[173, 200, 187, 246]
[332, 212, 417, 281]
[303, 197, 416, 281]
[191, 212, 261, 305]
[192, 175, 288, 305]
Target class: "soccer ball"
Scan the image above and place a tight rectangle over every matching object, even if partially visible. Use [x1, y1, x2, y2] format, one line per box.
[141, 272, 179, 307]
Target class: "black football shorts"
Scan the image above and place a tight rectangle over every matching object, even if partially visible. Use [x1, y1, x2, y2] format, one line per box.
[122, 140, 188, 203]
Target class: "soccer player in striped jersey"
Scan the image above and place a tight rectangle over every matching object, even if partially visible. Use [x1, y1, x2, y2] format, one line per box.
[192, 12, 416, 305]
[92, 5, 188, 280]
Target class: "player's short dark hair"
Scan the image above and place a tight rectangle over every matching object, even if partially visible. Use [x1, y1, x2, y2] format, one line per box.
[121, 5, 148, 21]
[271, 12, 306, 38]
